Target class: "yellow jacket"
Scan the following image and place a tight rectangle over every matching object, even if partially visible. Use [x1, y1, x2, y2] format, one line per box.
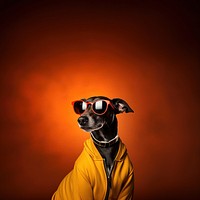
[52, 138, 134, 200]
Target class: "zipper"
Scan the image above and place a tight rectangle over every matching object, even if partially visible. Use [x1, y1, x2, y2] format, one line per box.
[103, 159, 115, 200]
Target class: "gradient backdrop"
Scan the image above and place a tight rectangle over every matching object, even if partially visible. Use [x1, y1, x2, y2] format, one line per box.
[0, 1, 199, 200]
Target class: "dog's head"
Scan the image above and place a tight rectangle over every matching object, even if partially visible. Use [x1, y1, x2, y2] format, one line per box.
[72, 96, 133, 133]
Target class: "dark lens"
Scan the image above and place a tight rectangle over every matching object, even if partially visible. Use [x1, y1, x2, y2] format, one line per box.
[73, 101, 86, 114]
[93, 100, 107, 114]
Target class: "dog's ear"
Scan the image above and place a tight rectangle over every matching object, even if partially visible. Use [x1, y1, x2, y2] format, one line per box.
[111, 98, 134, 114]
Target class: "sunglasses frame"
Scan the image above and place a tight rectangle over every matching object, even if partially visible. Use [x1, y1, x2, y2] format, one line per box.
[72, 99, 115, 115]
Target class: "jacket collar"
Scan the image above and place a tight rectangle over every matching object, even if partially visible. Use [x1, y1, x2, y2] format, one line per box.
[84, 137, 127, 162]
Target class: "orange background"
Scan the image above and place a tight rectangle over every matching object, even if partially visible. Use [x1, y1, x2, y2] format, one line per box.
[0, 1, 199, 200]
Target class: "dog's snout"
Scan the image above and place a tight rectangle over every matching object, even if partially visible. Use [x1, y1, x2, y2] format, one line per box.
[78, 116, 88, 126]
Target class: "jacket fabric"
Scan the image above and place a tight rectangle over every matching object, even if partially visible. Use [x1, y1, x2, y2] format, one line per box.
[52, 137, 134, 200]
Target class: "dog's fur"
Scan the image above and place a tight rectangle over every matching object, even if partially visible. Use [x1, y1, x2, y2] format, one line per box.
[78, 96, 134, 174]
[52, 96, 134, 200]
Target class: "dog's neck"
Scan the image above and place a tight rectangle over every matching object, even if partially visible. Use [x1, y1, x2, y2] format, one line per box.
[91, 117, 119, 172]
[90, 132, 119, 147]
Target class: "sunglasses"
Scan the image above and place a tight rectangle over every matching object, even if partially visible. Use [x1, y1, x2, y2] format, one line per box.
[72, 100, 115, 115]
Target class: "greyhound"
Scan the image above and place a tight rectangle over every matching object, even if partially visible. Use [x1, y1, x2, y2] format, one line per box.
[52, 96, 134, 200]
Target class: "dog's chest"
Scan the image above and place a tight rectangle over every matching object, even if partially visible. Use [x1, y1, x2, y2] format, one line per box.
[95, 142, 119, 173]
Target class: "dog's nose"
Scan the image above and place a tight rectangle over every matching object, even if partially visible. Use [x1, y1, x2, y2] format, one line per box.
[78, 116, 88, 126]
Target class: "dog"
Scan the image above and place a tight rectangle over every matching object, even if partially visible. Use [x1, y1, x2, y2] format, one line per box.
[52, 96, 134, 200]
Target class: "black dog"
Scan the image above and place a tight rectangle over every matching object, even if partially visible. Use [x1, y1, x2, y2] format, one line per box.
[52, 96, 134, 200]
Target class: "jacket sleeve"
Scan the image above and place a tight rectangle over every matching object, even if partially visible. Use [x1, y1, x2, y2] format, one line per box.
[117, 169, 134, 200]
[51, 165, 93, 200]
[76, 166, 94, 199]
